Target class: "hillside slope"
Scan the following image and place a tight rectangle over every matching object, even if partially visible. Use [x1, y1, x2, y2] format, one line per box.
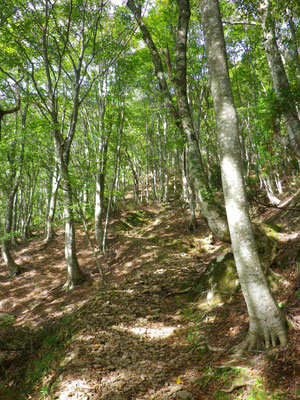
[0, 198, 299, 400]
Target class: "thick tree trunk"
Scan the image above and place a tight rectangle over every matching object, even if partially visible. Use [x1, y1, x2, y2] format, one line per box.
[260, 0, 300, 158]
[1, 184, 21, 276]
[127, 0, 230, 242]
[200, 0, 287, 350]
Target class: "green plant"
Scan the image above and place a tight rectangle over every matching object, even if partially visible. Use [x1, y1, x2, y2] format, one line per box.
[0, 313, 15, 328]
[40, 382, 52, 399]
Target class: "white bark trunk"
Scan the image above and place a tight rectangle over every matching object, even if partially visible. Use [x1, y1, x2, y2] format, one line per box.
[260, 0, 300, 158]
[200, 0, 287, 350]
[1, 184, 21, 276]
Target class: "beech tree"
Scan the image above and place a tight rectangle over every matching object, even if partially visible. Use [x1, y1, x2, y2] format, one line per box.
[127, 0, 231, 242]
[259, 0, 300, 158]
[200, 0, 287, 350]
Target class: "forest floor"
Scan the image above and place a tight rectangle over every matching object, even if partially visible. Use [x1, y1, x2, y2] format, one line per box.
[0, 195, 299, 400]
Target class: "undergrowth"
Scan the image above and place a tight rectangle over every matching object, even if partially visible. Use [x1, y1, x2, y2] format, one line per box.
[2, 314, 79, 400]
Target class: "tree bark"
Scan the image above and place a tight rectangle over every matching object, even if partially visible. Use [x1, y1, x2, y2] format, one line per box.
[1, 183, 21, 276]
[0, 96, 21, 140]
[53, 123, 86, 290]
[127, 0, 230, 241]
[44, 163, 60, 244]
[200, 0, 287, 350]
[260, 0, 300, 158]
[102, 110, 124, 254]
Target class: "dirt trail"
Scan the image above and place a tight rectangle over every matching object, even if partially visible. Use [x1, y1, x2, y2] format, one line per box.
[0, 200, 299, 399]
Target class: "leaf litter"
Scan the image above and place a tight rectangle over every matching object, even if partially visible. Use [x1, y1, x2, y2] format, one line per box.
[0, 198, 299, 399]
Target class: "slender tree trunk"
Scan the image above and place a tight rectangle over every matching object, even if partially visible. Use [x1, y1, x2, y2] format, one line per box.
[53, 126, 86, 289]
[260, 0, 300, 158]
[60, 155, 86, 289]
[1, 183, 21, 276]
[21, 172, 37, 242]
[183, 147, 197, 230]
[162, 114, 169, 203]
[261, 175, 280, 205]
[94, 140, 109, 249]
[94, 80, 110, 248]
[95, 169, 106, 248]
[102, 111, 123, 254]
[200, 0, 287, 351]
[44, 163, 60, 244]
[11, 191, 19, 246]
[127, 0, 230, 242]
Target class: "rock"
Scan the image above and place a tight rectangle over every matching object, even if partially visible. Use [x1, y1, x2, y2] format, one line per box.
[110, 379, 125, 390]
[176, 391, 194, 400]
[187, 252, 239, 304]
[169, 383, 184, 394]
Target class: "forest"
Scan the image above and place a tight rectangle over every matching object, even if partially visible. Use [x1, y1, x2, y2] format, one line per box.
[0, 0, 299, 399]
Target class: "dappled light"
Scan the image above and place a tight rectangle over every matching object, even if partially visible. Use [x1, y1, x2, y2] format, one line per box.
[1, 197, 299, 399]
[115, 324, 179, 339]
[0, 0, 300, 398]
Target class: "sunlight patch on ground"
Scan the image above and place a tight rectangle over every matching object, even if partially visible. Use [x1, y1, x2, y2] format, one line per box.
[115, 324, 178, 339]
[55, 378, 92, 400]
[153, 268, 166, 274]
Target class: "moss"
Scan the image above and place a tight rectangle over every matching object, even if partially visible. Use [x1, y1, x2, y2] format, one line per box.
[253, 223, 280, 266]
[187, 252, 239, 304]
[115, 210, 148, 232]
[125, 211, 145, 225]
[115, 220, 133, 231]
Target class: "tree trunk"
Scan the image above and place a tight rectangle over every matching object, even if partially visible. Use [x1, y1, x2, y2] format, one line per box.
[1, 184, 21, 276]
[60, 155, 86, 289]
[182, 147, 197, 230]
[102, 112, 123, 254]
[44, 163, 60, 244]
[260, 0, 300, 158]
[11, 192, 19, 247]
[95, 169, 106, 248]
[288, 13, 300, 80]
[53, 129, 86, 290]
[200, 0, 287, 351]
[127, 0, 230, 242]
[94, 139, 109, 249]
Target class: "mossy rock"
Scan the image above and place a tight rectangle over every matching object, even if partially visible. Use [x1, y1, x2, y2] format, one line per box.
[187, 252, 239, 305]
[180, 234, 215, 253]
[115, 211, 147, 231]
[115, 219, 133, 231]
[253, 223, 280, 266]
[125, 211, 145, 226]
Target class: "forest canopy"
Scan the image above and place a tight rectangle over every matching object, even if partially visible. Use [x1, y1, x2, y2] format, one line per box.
[0, 0, 299, 360]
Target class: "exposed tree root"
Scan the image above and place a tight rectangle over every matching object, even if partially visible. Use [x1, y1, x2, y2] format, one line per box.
[6, 268, 22, 279]
[230, 327, 288, 355]
[43, 233, 58, 247]
[63, 272, 91, 291]
[221, 380, 253, 393]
